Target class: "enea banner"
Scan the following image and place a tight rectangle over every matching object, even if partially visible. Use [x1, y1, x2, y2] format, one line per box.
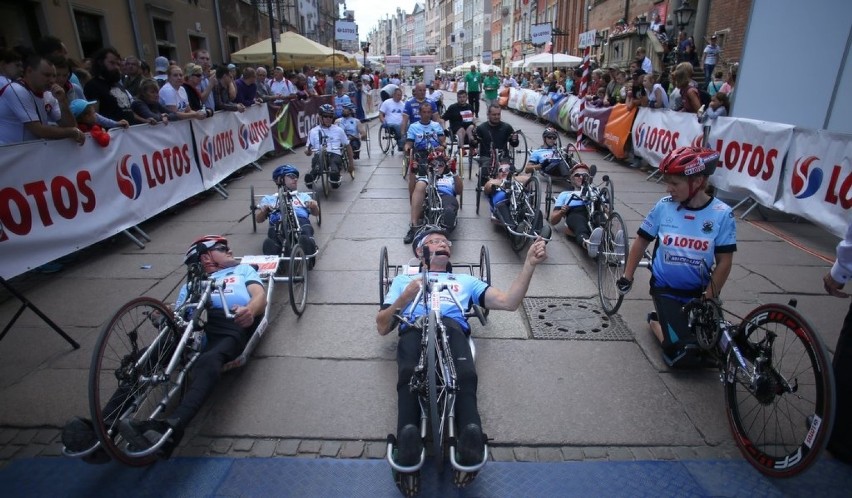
[274, 95, 334, 149]
[0, 122, 203, 279]
[191, 104, 273, 187]
[706, 116, 794, 207]
[632, 108, 704, 168]
[774, 128, 851, 238]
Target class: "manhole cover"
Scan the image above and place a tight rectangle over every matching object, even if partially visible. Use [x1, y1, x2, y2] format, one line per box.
[523, 297, 633, 341]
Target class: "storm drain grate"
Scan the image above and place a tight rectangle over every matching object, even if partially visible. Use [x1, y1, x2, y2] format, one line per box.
[523, 297, 633, 341]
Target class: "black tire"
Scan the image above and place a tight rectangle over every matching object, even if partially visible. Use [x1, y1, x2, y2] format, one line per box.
[478, 245, 491, 319]
[524, 175, 541, 216]
[380, 127, 392, 155]
[467, 147, 474, 180]
[544, 176, 554, 216]
[511, 131, 529, 169]
[423, 185, 441, 227]
[320, 156, 330, 199]
[426, 314, 444, 472]
[597, 212, 629, 315]
[89, 297, 181, 466]
[378, 246, 390, 305]
[250, 185, 257, 233]
[724, 304, 835, 478]
[314, 193, 322, 227]
[599, 184, 614, 217]
[288, 244, 308, 316]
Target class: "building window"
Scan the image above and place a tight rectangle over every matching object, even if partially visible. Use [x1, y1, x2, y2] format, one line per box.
[228, 35, 239, 55]
[188, 35, 206, 55]
[152, 17, 176, 60]
[74, 10, 105, 58]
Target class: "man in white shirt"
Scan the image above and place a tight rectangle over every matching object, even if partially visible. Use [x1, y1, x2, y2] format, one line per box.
[636, 47, 653, 75]
[379, 87, 406, 151]
[702, 35, 721, 86]
[0, 53, 83, 145]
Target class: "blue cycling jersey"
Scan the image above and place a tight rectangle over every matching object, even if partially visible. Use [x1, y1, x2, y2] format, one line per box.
[176, 264, 262, 310]
[553, 189, 586, 209]
[259, 191, 313, 224]
[406, 121, 444, 150]
[528, 147, 558, 164]
[384, 272, 488, 332]
[403, 97, 438, 122]
[639, 196, 737, 291]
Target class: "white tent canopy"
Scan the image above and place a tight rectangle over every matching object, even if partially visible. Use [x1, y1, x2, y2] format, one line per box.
[450, 62, 501, 74]
[523, 52, 583, 69]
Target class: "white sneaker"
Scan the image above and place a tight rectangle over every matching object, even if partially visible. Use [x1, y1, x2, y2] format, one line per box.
[614, 229, 625, 259]
[587, 227, 603, 258]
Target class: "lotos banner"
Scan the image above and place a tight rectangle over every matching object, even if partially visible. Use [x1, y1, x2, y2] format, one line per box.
[632, 108, 704, 167]
[274, 95, 334, 150]
[707, 116, 794, 207]
[192, 104, 273, 187]
[774, 128, 851, 238]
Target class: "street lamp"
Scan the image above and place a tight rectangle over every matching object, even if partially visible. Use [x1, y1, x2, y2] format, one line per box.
[635, 16, 650, 38]
[675, 0, 696, 30]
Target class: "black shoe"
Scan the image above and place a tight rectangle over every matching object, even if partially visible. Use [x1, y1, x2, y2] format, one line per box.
[403, 225, 418, 244]
[62, 416, 98, 453]
[119, 419, 182, 457]
[304, 173, 314, 190]
[330, 172, 341, 188]
[456, 423, 484, 466]
[396, 424, 423, 466]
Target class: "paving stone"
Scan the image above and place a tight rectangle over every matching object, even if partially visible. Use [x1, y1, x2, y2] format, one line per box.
[512, 447, 537, 462]
[0, 429, 17, 445]
[209, 439, 232, 454]
[672, 446, 698, 460]
[11, 429, 38, 445]
[296, 453, 318, 458]
[249, 439, 277, 458]
[319, 441, 342, 457]
[629, 447, 655, 461]
[489, 446, 515, 462]
[39, 442, 64, 457]
[187, 436, 213, 448]
[582, 447, 608, 460]
[692, 446, 723, 460]
[560, 447, 584, 461]
[298, 440, 322, 454]
[32, 429, 58, 445]
[536, 447, 563, 462]
[11, 444, 41, 459]
[606, 447, 634, 461]
[177, 445, 209, 457]
[365, 441, 386, 459]
[232, 438, 255, 452]
[339, 441, 364, 458]
[0, 445, 19, 460]
[651, 447, 676, 460]
[275, 439, 300, 456]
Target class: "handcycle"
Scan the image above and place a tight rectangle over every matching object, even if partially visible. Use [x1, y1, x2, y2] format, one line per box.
[247, 181, 320, 315]
[419, 157, 459, 229]
[539, 136, 587, 215]
[559, 164, 625, 315]
[63, 243, 292, 466]
[632, 258, 836, 478]
[379, 244, 491, 492]
[403, 131, 444, 180]
[379, 123, 400, 156]
[443, 127, 474, 180]
[476, 147, 547, 253]
[310, 132, 353, 198]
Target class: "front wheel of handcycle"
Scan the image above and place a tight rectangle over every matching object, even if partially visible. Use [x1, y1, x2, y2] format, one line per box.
[597, 212, 629, 315]
[724, 303, 835, 478]
[378, 246, 390, 305]
[288, 244, 308, 316]
[426, 315, 446, 472]
[88, 297, 182, 466]
[379, 128, 392, 155]
[478, 245, 491, 319]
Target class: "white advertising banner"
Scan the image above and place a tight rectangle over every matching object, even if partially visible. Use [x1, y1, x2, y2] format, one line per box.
[0, 109, 273, 279]
[706, 116, 794, 206]
[632, 108, 704, 168]
[515, 89, 542, 115]
[774, 128, 851, 238]
[191, 104, 273, 187]
[507, 87, 521, 110]
[335, 21, 358, 41]
[530, 23, 552, 46]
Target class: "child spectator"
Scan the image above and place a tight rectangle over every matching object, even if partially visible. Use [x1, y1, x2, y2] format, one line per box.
[70, 98, 126, 147]
[699, 91, 729, 124]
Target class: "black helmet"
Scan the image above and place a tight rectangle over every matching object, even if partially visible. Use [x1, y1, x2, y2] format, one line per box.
[542, 127, 558, 141]
[318, 104, 334, 118]
[412, 225, 449, 256]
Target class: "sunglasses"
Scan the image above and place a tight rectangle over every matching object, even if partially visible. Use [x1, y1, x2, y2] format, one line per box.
[210, 245, 230, 253]
[573, 173, 589, 178]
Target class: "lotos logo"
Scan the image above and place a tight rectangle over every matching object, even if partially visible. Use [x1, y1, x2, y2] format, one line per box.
[633, 122, 680, 156]
[237, 119, 271, 150]
[200, 131, 236, 168]
[662, 234, 710, 251]
[712, 139, 777, 181]
[791, 156, 823, 199]
[116, 154, 143, 200]
[238, 124, 250, 149]
[691, 135, 704, 148]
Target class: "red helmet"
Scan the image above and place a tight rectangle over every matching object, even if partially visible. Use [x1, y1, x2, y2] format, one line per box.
[185, 235, 228, 264]
[658, 146, 719, 177]
[570, 162, 590, 176]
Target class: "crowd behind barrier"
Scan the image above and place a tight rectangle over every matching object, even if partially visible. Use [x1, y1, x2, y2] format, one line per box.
[0, 105, 273, 280]
[271, 90, 380, 151]
[501, 86, 850, 238]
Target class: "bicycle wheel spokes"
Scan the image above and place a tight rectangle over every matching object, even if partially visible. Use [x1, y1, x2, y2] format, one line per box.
[724, 304, 834, 478]
[597, 212, 629, 315]
[426, 316, 444, 471]
[89, 297, 180, 466]
[288, 244, 308, 316]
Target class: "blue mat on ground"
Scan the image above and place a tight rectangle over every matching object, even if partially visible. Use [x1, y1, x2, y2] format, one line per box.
[1, 457, 850, 497]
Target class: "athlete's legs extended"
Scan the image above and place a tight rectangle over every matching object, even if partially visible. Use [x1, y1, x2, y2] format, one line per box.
[396, 329, 421, 434]
[410, 180, 427, 225]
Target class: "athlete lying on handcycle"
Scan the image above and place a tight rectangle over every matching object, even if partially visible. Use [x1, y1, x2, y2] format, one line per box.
[405, 151, 462, 242]
[61, 235, 267, 462]
[255, 165, 319, 263]
[377, 226, 548, 493]
[548, 162, 604, 258]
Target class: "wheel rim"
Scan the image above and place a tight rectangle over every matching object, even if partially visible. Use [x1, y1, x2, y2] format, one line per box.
[379, 247, 389, 305]
[724, 304, 834, 477]
[289, 245, 308, 316]
[89, 297, 179, 466]
[250, 185, 257, 233]
[597, 212, 628, 315]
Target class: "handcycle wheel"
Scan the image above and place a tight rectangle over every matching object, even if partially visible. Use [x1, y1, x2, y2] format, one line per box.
[319, 154, 330, 198]
[363, 123, 371, 159]
[379, 127, 392, 155]
[478, 245, 491, 319]
[426, 314, 445, 472]
[423, 185, 441, 227]
[724, 303, 835, 478]
[89, 297, 181, 466]
[467, 146, 474, 180]
[510, 131, 529, 169]
[544, 175, 554, 216]
[599, 178, 615, 216]
[378, 246, 390, 305]
[597, 211, 629, 315]
[313, 192, 322, 227]
[249, 185, 257, 232]
[524, 174, 541, 215]
[288, 244, 308, 316]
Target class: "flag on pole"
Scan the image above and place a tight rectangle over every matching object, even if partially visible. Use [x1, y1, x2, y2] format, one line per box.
[575, 46, 594, 151]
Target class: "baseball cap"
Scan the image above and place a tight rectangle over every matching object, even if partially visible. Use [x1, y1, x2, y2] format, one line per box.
[154, 56, 169, 73]
[70, 99, 97, 118]
[711, 35, 717, 39]
[227, 63, 236, 70]
[274, 66, 284, 72]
